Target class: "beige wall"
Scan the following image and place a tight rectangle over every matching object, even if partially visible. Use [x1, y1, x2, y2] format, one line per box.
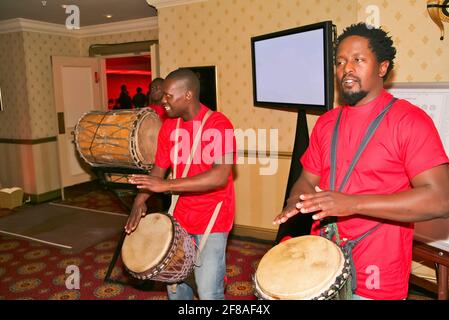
[357, 0, 449, 82]
[0, 28, 158, 197]
[156, 0, 449, 235]
[0, 32, 31, 140]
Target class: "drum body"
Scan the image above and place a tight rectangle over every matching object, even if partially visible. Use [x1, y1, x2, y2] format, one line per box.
[121, 213, 197, 283]
[74, 109, 161, 170]
[254, 235, 351, 300]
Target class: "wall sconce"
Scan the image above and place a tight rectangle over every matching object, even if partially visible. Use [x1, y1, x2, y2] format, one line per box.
[427, 0, 449, 40]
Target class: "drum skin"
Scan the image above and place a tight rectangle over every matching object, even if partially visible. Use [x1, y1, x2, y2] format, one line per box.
[254, 235, 347, 300]
[74, 109, 161, 170]
[121, 213, 174, 273]
[121, 213, 197, 283]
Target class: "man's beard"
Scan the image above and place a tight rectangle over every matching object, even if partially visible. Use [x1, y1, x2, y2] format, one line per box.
[341, 90, 368, 106]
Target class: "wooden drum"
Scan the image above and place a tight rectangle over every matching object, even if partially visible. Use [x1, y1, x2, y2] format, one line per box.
[121, 213, 197, 283]
[254, 235, 352, 300]
[74, 109, 161, 170]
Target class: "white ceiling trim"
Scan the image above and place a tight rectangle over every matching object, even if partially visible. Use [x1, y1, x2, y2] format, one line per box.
[147, 0, 207, 9]
[0, 17, 158, 38]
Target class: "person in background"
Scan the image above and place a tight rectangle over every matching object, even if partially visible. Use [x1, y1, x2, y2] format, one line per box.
[115, 84, 132, 109]
[146, 78, 167, 122]
[273, 22, 449, 300]
[132, 87, 147, 108]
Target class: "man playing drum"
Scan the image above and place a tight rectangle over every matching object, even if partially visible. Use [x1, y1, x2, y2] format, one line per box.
[274, 23, 449, 300]
[125, 68, 236, 300]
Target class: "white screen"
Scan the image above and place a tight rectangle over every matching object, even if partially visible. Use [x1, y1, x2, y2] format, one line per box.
[254, 28, 325, 106]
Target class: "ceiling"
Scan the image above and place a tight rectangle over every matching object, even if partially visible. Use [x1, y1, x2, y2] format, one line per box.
[0, 0, 157, 27]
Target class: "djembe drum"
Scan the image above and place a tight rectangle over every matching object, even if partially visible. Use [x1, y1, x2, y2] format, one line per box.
[74, 109, 161, 170]
[121, 213, 197, 283]
[253, 235, 352, 300]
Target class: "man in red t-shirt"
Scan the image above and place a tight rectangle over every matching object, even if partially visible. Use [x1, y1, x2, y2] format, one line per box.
[125, 68, 236, 300]
[146, 77, 167, 122]
[274, 23, 449, 300]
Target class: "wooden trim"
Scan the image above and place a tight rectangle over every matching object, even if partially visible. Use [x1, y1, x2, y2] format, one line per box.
[0, 137, 57, 145]
[230, 224, 277, 242]
[27, 189, 61, 204]
[149, 0, 207, 9]
[411, 240, 449, 300]
[0, 17, 158, 38]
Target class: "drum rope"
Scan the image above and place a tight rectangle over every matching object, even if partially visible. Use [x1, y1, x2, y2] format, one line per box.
[322, 97, 397, 293]
[87, 112, 110, 164]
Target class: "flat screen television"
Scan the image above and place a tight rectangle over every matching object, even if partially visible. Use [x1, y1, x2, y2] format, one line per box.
[251, 21, 334, 112]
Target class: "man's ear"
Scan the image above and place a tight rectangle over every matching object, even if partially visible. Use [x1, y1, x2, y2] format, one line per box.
[379, 60, 390, 78]
[185, 90, 193, 101]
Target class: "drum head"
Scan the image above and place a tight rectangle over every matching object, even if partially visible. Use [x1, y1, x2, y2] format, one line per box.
[255, 235, 345, 299]
[121, 213, 173, 273]
[134, 109, 161, 168]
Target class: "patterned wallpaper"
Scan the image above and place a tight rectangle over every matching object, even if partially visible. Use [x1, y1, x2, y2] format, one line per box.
[157, 0, 357, 152]
[0, 32, 32, 140]
[22, 32, 80, 139]
[0, 29, 159, 140]
[158, 0, 449, 153]
[357, 0, 449, 83]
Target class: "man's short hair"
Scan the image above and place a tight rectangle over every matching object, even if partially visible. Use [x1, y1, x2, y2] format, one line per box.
[165, 68, 200, 99]
[336, 23, 396, 80]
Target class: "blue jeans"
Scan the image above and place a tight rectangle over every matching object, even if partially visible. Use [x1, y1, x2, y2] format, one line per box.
[166, 232, 228, 300]
[352, 294, 372, 300]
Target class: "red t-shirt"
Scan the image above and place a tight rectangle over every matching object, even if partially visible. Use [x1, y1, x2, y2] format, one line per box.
[155, 104, 236, 234]
[149, 104, 167, 122]
[301, 89, 449, 299]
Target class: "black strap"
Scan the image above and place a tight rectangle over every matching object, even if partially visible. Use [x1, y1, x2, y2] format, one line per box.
[330, 97, 397, 192]
[323, 97, 397, 292]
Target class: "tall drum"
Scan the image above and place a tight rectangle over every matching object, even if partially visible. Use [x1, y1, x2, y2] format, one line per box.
[254, 235, 352, 300]
[74, 109, 161, 170]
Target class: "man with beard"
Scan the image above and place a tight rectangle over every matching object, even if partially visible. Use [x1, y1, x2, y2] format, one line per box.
[274, 23, 449, 300]
[125, 68, 236, 300]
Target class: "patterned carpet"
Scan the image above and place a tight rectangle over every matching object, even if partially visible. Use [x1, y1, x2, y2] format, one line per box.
[0, 186, 270, 300]
[0, 183, 437, 300]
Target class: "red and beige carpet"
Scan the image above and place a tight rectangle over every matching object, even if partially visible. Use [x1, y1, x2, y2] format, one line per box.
[0, 186, 436, 300]
[0, 188, 270, 300]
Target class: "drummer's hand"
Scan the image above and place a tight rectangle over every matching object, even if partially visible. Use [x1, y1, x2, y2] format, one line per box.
[273, 201, 300, 225]
[273, 186, 324, 224]
[129, 174, 170, 193]
[297, 186, 355, 220]
[125, 201, 147, 234]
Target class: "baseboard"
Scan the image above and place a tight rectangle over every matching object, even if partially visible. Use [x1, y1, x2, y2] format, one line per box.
[27, 189, 61, 204]
[231, 224, 277, 243]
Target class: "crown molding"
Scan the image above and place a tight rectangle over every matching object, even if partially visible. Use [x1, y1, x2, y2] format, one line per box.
[147, 0, 207, 9]
[0, 17, 158, 38]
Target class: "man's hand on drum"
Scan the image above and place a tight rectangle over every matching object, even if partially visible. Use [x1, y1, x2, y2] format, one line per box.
[128, 174, 170, 193]
[296, 186, 356, 221]
[125, 199, 148, 234]
[273, 186, 356, 224]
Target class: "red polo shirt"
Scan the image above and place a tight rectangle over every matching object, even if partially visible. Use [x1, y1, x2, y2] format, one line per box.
[155, 104, 236, 234]
[301, 89, 449, 299]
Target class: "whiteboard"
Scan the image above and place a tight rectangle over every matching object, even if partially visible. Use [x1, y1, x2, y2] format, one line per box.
[388, 83, 449, 251]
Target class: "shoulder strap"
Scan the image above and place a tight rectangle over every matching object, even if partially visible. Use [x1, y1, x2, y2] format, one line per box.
[168, 109, 213, 216]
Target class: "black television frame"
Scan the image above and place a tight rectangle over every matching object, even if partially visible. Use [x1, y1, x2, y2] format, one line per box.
[251, 20, 334, 112]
